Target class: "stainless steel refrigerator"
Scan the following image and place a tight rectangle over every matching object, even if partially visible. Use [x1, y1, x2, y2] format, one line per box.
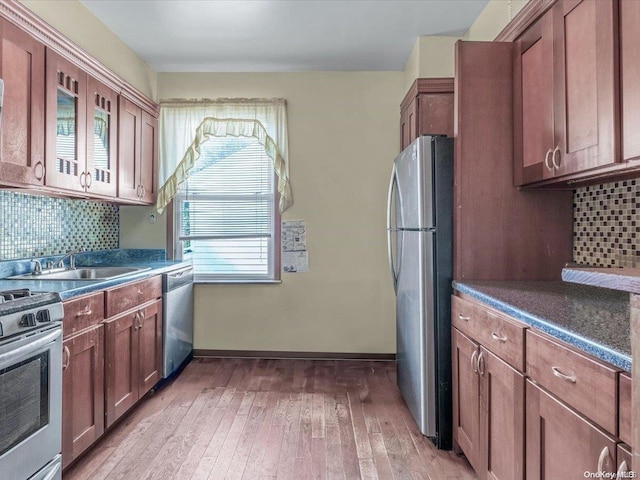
[386, 135, 453, 449]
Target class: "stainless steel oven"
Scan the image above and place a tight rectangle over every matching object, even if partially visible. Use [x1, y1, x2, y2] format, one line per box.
[0, 289, 64, 480]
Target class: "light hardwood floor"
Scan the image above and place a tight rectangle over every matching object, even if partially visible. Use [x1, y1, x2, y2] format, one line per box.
[63, 358, 476, 480]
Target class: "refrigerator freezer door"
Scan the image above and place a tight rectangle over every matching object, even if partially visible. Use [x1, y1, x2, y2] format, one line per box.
[396, 229, 436, 437]
[393, 136, 434, 230]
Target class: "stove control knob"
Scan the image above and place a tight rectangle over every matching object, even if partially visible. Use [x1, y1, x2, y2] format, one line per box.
[20, 313, 37, 327]
[36, 310, 51, 323]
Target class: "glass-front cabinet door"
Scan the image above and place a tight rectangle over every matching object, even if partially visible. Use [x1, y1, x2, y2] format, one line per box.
[86, 77, 117, 197]
[45, 49, 87, 192]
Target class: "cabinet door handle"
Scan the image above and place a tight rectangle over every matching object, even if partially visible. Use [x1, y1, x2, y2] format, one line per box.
[544, 148, 553, 171]
[138, 310, 144, 330]
[552, 145, 561, 169]
[34, 161, 45, 181]
[458, 314, 470, 322]
[551, 366, 576, 383]
[133, 311, 140, 330]
[85, 171, 92, 188]
[79, 172, 86, 188]
[75, 307, 93, 317]
[471, 350, 478, 374]
[617, 460, 628, 477]
[597, 446, 610, 472]
[141, 185, 146, 198]
[63, 345, 70, 371]
[491, 332, 507, 343]
[477, 351, 486, 377]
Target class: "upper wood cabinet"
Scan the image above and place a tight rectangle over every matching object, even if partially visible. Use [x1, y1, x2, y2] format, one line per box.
[0, 18, 45, 187]
[514, 0, 619, 186]
[46, 49, 120, 198]
[400, 78, 454, 150]
[620, 0, 640, 162]
[86, 76, 118, 197]
[0, 2, 159, 202]
[118, 97, 157, 204]
[513, 9, 554, 185]
[45, 49, 87, 192]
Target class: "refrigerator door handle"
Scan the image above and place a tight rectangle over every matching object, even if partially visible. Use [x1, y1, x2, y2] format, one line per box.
[387, 165, 399, 293]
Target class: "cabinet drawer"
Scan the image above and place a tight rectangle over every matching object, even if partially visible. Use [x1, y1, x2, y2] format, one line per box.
[451, 295, 526, 371]
[105, 275, 161, 318]
[526, 329, 618, 434]
[63, 291, 104, 338]
[619, 373, 632, 445]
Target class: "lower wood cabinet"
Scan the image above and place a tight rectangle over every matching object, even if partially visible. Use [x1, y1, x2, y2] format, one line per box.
[452, 328, 524, 480]
[617, 443, 633, 477]
[62, 325, 104, 469]
[526, 380, 617, 478]
[105, 299, 162, 427]
[453, 328, 481, 471]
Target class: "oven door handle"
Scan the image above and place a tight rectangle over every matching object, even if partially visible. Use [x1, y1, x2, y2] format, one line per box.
[0, 328, 61, 367]
[40, 459, 62, 480]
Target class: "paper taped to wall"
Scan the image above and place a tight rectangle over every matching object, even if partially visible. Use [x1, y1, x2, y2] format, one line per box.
[282, 220, 308, 272]
[282, 220, 306, 252]
[283, 251, 309, 272]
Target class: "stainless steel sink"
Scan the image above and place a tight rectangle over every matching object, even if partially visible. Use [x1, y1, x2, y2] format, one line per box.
[8, 266, 150, 281]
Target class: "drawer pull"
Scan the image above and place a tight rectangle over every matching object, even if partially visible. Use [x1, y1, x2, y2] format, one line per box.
[597, 446, 609, 472]
[551, 366, 576, 383]
[617, 461, 628, 477]
[471, 350, 478, 374]
[137, 289, 144, 295]
[458, 314, 470, 322]
[491, 332, 507, 343]
[75, 307, 93, 317]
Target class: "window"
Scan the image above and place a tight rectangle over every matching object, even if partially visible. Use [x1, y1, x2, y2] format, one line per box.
[173, 135, 280, 282]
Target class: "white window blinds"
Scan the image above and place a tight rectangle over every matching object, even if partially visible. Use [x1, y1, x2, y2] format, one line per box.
[175, 135, 276, 280]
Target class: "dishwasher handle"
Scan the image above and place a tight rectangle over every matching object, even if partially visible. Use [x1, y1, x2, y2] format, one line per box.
[163, 267, 194, 291]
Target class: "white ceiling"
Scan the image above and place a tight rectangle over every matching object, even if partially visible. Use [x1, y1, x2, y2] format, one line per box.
[80, 0, 488, 72]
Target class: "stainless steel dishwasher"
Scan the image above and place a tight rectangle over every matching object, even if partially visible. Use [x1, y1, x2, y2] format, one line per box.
[162, 265, 194, 378]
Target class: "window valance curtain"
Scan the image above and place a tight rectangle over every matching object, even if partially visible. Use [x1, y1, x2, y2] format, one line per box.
[157, 97, 292, 214]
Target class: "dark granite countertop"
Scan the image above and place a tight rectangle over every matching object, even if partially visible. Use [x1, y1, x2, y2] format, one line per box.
[453, 280, 631, 372]
[0, 249, 191, 300]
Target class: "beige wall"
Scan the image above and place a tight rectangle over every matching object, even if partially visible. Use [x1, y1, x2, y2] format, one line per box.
[465, 0, 528, 41]
[403, 36, 462, 92]
[19, 0, 157, 99]
[134, 72, 403, 353]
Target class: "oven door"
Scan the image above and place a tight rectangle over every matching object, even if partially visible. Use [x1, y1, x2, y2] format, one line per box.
[0, 325, 62, 480]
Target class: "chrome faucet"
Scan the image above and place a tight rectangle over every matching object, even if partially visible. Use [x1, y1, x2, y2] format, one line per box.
[31, 259, 43, 275]
[56, 250, 78, 270]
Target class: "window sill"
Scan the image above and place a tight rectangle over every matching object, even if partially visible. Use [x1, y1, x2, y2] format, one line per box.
[194, 279, 282, 285]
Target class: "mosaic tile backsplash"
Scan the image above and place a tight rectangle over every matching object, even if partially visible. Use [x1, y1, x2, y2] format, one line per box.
[574, 179, 640, 267]
[0, 191, 118, 261]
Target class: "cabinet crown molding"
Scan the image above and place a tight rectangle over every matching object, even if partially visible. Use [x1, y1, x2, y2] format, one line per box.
[0, 0, 159, 117]
[495, 0, 556, 42]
